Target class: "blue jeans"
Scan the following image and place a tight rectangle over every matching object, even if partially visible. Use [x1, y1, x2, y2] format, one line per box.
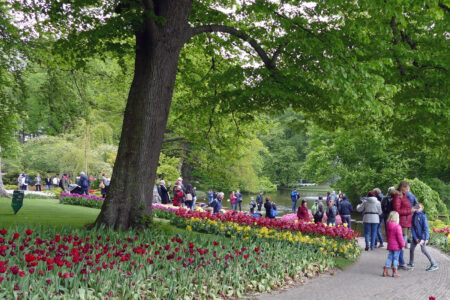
[231, 203, 237, 211]
[398, 234, 407, 265]
[292, 199, 297, 212]
[46, 184, 52, 191]
[327, 219, 335, 226]
[363, 223, 378, 249]
[81, 187, 89, 195]
[192, 197, 197, 209]
[385, 250, 401, 268]
[341, 215, 351, 229]
[376, 216, 384, 245]
[237, 201, 242, 212]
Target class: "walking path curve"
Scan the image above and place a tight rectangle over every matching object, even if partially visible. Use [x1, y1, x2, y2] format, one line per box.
[259, 238, 449, 300]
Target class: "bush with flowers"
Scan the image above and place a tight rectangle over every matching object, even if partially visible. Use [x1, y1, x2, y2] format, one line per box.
[0, 225, 335, 299]
[428, 219, 450, 254]
[59, 193, 105, 209]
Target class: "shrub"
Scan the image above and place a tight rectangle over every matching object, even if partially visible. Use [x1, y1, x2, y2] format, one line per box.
[406, 178, 447, 220]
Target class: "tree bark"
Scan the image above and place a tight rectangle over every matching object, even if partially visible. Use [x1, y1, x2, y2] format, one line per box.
[94, 0, 192, 229]
[0, 146, 10, 198]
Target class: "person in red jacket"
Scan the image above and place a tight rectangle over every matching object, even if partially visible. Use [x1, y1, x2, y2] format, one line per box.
[173, 186, 185, 207]
[297, 200, 310, 222]
[392, 181, 413, 270]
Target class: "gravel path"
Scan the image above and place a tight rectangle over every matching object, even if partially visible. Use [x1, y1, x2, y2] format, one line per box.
[259, 238, 449, 300]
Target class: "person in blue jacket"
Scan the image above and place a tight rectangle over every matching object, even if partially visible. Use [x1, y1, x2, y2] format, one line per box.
[407, 203, 438, 271]
[338, 195, 353, 229]
[291, 189, 300, 212]
[79, 172, 91, 195]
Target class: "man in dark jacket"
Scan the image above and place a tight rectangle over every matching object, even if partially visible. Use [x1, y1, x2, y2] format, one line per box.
[338, 195, 353, 229]
[256, 191, 264, 211]
[264, 197, 275, 219]
[158, 180, 170, 204]
[79, 172, 90, 195]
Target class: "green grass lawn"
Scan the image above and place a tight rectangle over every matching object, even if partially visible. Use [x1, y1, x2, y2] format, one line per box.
[0, 197, 100, 228]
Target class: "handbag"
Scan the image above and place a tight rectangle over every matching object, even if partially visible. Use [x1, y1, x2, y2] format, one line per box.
[270, 208, 278, 217]
[99, 182, 105, 189]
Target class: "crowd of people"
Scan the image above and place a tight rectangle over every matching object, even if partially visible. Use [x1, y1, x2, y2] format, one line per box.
[290, 183, 439, 275]
[16, 172, 111, 197]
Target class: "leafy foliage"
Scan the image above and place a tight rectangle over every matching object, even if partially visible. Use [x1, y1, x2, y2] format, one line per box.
[406, 178, 447, 220]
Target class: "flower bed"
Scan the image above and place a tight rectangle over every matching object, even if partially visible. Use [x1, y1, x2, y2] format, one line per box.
[174, 216, 360, 259]
[0, 225, 334, 299]
[174, 208, 358, 241]
[59, 193, 104, 209]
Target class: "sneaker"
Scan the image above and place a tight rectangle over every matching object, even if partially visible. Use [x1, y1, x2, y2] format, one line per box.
[398, 265, 410, 270]
[407, 263, 415, 269]
[426, 265, 439, 272]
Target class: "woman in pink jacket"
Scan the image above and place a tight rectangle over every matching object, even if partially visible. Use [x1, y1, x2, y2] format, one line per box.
[383, 211, 405, 277]
[230, 191, 238, 212]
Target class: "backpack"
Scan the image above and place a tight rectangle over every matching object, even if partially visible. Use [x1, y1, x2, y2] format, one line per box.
[311, 203, 318, 215]
[326, 206, 336, 218]
[381, 196, 393, 216]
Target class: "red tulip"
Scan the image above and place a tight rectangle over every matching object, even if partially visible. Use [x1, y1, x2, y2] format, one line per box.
[25, 229, 33, 236]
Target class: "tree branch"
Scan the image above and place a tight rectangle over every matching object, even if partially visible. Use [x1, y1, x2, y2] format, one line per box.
[189, 25, 276, 70]
[390, 16, 406, 76]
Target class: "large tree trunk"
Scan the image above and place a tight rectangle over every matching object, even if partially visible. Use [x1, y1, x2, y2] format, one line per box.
[94, 0, 192, 229]
[0, 146, 10, 198]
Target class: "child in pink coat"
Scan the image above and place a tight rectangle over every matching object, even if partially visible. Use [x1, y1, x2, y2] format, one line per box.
[383, 211, 405, 277]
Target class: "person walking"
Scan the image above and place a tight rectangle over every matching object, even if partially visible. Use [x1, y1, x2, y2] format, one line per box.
[291, 188, 300, 212]
[338, 194, 353, 229]
[373, 188, 385, 248]
[407, 203, 439, 271]
[383, 211, 405, 277]
[326, 199, 337, 226]
[381, 187, 396, 231]
[264, 197, 276, 219]
[297, 199, 310, 222]
[235, 190, 243, 212]
[249, 197, 256, 214]
[230, 191, 237, 212]
[34, 174, 42, 191]
[158, 180, 170, 204]
[192, 187, 197, 209]
[100, 173, 110, 198]
[61, 174, 70, 193]
[78, 172, 90, 195]
[211, 192, 224, 214]
[185, 184, 194, 210]
[256, 191, 264, 211]
[21, 173, 30, 190]
[44, 175, 52, 191]
[173, 186, 185, 207]
[207, 189, 214, 205]
[393, 181, 413, 269]
[357, 191, 382, 251]
[313, 197, 325, 224]
[52, 175, 59, 189]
